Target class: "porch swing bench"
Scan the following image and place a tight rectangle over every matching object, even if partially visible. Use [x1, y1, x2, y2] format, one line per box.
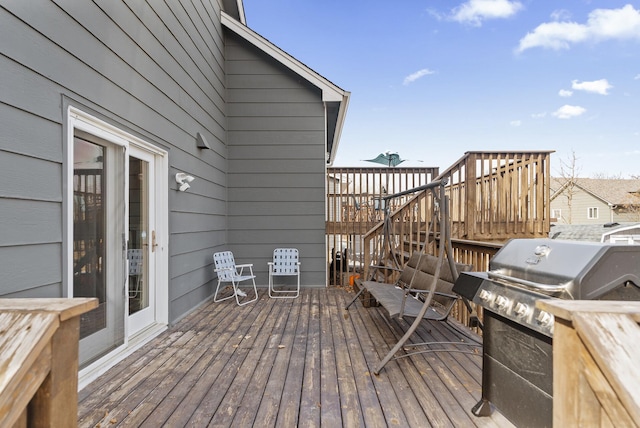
[347, 252, 472, 321]
[345, 252, 475, 374]
[344, 179, 478, 374]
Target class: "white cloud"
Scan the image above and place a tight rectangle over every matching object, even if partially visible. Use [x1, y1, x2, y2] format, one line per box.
[403, 69, 435, 85]
[572, 79, 612, 95]
[552, 105, 587, 119]
[451, 0, 523, 27]
[550, 9, 571, 22]
[516, 4, 640, 52]
[427, 8, 445, 21]
[531, 112, 547, 119]
[510, 120, 522, 127]
[558, 89, 573, 97]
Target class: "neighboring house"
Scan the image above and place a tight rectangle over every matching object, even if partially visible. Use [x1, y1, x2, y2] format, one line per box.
[549, 222, 640, 244]
[0, 0, 349, 385]
[550, 178, 640, 224]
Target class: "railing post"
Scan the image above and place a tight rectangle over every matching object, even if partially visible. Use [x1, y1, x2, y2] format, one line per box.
[464, 154, 476, 240]
[28, 314, 82, 427]
[537, 300, 640, 427]
[0, 298, 97, 428]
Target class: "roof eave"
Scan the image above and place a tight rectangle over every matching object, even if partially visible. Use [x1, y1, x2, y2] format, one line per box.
[327, 94, 350, 166]
[221, 0, 246, 25]
[221, 11, 350, 164]
[221, 12, 348, 102]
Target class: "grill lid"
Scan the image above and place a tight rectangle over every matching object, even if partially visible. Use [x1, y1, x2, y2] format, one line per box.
[489, 238, 640, 299]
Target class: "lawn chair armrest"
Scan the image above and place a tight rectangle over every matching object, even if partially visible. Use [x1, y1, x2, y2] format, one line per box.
[235, 263, 254, 276]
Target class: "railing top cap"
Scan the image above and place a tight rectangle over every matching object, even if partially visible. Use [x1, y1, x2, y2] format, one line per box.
[0, 298, 98, 322]
[537, 300, 640, 323]
[383, 179, 447, 200]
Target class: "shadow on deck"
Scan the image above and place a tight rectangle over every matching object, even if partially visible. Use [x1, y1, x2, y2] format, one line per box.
[78, 288, 513, 427]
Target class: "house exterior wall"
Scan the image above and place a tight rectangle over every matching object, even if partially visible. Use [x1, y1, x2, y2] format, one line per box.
[0, 1, 229, 323]
[225, 32, 328, 286]
[612, 207, 640, 223]
[551, 188, 612, 224]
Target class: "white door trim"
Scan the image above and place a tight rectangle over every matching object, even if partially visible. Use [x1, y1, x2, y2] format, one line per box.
[66, 107, 169, 387]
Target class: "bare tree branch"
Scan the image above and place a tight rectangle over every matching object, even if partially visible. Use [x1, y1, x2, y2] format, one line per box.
[556, 150, 580, 224]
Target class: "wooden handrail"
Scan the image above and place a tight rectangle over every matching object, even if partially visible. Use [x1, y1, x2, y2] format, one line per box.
[0, 298, 97, 427]
[538, 300, 640, 427]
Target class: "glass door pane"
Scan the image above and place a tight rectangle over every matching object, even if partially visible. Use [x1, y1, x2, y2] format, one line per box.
[127, 145, 156, 336]
[74, 133, 125, 366]
[128, 157, 148, 314]
[74, 138, 106, 338]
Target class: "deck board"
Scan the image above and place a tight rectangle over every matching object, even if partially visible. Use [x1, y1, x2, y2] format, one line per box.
[276, 289, 310, 427]
[340, 291, 415, 427]
[78, 288, 514, 427]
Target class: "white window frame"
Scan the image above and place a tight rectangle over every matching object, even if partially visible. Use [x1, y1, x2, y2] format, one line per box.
[551, 209, 562, 219]
[587, 207, 599, 219]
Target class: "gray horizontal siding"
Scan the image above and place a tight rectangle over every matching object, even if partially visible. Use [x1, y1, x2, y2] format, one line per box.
[228, 173, 325, 189]
[169, 212, 227, 234]
[228, 201, 324, 216]
[0, 104, 62, 163]
[0, 199, 62, 245]
[229, 215, 326, 230]
[170, 231, 227, 257]
[228, 160, 325, 174]
[1, 244, 62, 295]
[228, 102, 324, 117]
[226, 88, 322, 103]
[168, 267, 215, 322]
[228, 185, 324, 200]
[0, 152, 61, 201]
[225, 31, 328, 286]
[0, 1, 229, 322]
[230, 130, 325, 145]
[2, 2, 225, 152]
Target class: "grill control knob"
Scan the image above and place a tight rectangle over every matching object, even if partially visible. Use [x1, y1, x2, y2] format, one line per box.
[514, 302, 529, 317]
[536, 311, 554, 327]
[495, 295, 509, 309]
[478, 289, 493, 302]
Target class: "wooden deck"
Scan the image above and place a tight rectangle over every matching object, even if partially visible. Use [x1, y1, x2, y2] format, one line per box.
[78, 288, 514, 427]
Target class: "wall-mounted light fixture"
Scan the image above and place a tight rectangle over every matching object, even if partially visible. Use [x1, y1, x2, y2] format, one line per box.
[196, 132, 211, 150]
[175, 172, 195, 191]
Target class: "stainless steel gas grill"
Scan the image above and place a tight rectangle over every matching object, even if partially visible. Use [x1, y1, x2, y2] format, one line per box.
[453, 238, 640, 428]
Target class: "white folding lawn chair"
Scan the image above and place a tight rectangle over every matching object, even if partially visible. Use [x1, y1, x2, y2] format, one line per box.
[213, 251, 258, 306]
[127, 249, 143, 299]
[268, 248, 300, 298]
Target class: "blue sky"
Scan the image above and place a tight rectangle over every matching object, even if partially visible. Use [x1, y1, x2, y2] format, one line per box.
[243, 1, 640, 178]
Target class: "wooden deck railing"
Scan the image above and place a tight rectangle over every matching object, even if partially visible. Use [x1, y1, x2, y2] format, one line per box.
[0, 298, 97, 427]
[449, 238, 502, 329]
[437, 151, 554, 241]
[326, 167, 439, 285]
[450, 238, 502, 271]
[538, 300, 640, 427]
[361, 187, 435, 277]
